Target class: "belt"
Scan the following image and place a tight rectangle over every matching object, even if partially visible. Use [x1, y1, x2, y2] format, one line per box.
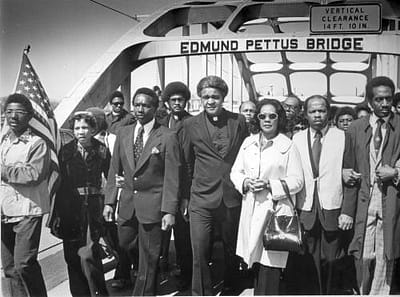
[76, 186, 101, 196]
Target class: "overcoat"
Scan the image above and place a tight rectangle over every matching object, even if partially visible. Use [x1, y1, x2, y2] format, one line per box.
[343, 114, 400, 260]
[50, 138, 110, 240]
[230, 133, 304, 268]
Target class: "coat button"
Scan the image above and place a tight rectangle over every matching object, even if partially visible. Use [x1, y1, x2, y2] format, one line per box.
[134, 177, 137, 181]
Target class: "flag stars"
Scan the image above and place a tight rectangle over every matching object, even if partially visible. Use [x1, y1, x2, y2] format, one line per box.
[23, 71, 29, 76]
[27, 78, 33, 83]
[24, 86, 30, 91]
[19, 80, 26, 85]
[25, 64, 31, 69]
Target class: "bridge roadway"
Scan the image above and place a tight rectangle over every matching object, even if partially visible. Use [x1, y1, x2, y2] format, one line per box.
[2, 214, 253, 296]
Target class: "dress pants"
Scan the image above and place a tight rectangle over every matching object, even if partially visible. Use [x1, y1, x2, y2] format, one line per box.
[63, 194, 108, 297]
[159, 209, 192, 284]
[117, 216, 139, 273]
[286, 219, 342, 294]
[190, 203, 242, 296]
[174, 210, 193, 284]
[1, 216, 47, 297]
[133, 222, 163, 296]
[253, 263, 281, 295]
[103, 222, 132, 281]
[358, 185, 394, 295]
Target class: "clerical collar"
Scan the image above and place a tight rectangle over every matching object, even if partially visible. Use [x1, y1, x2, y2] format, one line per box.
[206, 109, 225, 123]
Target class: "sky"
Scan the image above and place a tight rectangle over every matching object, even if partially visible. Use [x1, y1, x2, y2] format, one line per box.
[0, 0, 179, 101]
[1, 0, 397, 107]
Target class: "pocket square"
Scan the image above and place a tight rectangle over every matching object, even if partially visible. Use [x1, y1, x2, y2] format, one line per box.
[151, 147, 160, 154]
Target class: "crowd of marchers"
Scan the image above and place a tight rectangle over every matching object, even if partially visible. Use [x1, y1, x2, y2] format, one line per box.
[2, 75, 400, 297]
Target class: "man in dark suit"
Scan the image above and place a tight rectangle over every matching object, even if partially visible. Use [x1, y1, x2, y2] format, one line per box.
[343, 76, 400, 295]
[181, 75, 248, 295]
[103, 87, 180, 296]
[158, 81, 193, 290]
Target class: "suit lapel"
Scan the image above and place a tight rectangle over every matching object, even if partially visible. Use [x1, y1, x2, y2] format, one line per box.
[123, 123, 136, 172]
[380, 114, 395, 164]
[134, 123, 162, 173]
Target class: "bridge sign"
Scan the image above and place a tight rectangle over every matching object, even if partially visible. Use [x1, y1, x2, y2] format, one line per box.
[310, 3, 381, 34]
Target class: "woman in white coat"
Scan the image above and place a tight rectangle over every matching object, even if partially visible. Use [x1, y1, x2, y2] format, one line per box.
[230, 99, 304, 295]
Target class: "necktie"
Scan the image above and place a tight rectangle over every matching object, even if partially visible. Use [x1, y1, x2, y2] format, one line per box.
[312, 130, 322, 168]
[134, 126, 144, 163]
[373, 118, 384, 156]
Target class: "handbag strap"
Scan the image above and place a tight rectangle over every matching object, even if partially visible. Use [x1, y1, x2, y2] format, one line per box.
[279, 179, 298, 214]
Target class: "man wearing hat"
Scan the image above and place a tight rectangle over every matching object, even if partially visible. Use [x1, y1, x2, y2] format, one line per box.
[158, 81, 193, 291]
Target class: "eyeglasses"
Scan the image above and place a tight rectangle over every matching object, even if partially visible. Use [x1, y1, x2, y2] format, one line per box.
[5, 110, 29, 116]
[257, 112, 278, 120]
[282, 103, 295, 111]
[111, 102, 124, 106]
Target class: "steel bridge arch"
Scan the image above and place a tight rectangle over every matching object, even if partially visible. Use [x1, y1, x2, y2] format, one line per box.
[55, 0, 400, 127]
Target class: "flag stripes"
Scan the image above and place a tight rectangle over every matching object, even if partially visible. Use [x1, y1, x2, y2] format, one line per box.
[13, 51, 61, 209]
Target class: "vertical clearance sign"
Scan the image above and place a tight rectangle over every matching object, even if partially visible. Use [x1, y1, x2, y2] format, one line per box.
[310, 3, 381, 34]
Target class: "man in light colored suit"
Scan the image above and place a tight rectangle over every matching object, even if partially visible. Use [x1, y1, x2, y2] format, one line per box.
[291, 95, 352, 294]
[103, 87, 180, 296]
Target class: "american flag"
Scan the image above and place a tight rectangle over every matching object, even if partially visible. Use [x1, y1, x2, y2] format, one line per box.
[14, 49, 61, 219]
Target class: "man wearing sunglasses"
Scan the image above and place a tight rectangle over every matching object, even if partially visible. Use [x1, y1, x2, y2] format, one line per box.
[282, 95, 304, 138]
[105, 90, 136, 135]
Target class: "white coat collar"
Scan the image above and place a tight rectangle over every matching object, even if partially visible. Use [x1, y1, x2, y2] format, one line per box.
[242, 132, 292, 153]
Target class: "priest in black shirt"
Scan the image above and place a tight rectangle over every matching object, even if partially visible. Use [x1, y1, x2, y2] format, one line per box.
[181, 76, 248, 295]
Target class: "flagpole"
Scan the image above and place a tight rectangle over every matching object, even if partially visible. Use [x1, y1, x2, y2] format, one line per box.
[24, 44, 31, 54]
[12, 45, 31, 91]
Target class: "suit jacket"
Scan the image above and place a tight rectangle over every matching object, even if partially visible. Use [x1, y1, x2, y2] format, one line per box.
[104, 121, 180, 224]
[158, 111, 192, 200]
[181, 110, 248, 209]
[293, 127, 345, 231]
[343, 114, 400, 260]
[157, 111, 192, 131]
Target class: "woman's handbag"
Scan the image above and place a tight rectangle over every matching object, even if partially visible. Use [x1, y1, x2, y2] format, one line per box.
[262, 179, 303, 253]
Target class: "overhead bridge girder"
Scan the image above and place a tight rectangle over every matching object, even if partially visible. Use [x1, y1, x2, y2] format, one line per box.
[55, 0, 400, 127]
